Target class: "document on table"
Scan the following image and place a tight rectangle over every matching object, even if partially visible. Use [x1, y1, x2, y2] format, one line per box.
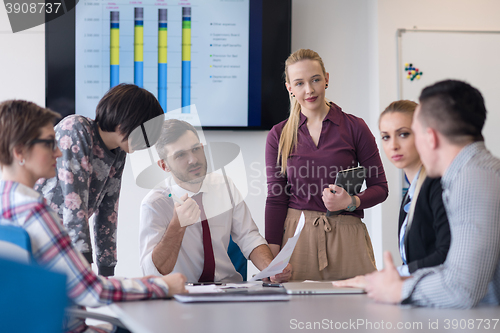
[176, 282, 290, 303]
[185, 283, 259, 294]
[250, 212, 305, 281]
[174, 287, 290, 303]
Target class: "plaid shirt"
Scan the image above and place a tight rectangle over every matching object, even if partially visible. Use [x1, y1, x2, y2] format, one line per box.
[0, 180, 169, 333]
[401, 142, 500, 308]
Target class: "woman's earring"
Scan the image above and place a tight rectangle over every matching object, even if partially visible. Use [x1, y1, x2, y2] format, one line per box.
[290, 92, 295, 98]
[19, 159, 25, 166]
[325, 83, 329, 89]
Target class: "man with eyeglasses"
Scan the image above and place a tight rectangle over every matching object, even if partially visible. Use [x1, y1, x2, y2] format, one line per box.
[139, 119, 292, 283]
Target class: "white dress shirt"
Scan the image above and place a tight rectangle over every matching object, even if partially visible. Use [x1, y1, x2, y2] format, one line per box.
[139, 171, 268, 282]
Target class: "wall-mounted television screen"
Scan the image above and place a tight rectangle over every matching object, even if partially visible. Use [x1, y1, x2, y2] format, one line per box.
[46, 0, 291, 130]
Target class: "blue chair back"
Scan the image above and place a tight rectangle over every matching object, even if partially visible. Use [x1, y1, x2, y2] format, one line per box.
[0, 257, 68, 333]
[0, 225, 128, 331]
[0, 224, 35, 263]
[0, 225, 69, 333]
[228, 235, 247, 281]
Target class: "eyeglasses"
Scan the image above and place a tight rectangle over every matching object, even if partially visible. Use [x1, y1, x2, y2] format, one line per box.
[30, 138, 58, 151]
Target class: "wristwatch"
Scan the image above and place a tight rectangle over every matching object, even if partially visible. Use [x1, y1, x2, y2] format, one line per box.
[345, 196, 357, 212]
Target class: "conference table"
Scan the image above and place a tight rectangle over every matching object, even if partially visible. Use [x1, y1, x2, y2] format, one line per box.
[111, 292, 500, 333]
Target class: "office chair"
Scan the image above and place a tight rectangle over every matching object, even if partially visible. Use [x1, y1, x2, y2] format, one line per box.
[203, 142, 249, 281]
[0, 224, 128, 330]
[0, 223, 35, 263]
[228, 236, 248, 281]
[0, 256, 68, 333]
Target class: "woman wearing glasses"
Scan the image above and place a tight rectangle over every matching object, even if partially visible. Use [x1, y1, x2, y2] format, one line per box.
[36, 84, 164, 276]
[0, 99, 186, 333]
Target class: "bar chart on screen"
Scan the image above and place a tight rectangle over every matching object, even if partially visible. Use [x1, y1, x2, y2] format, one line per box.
[76, 0, 250, 126]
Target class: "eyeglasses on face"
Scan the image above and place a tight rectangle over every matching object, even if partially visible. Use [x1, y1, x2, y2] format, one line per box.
[30, 138, 58, 151]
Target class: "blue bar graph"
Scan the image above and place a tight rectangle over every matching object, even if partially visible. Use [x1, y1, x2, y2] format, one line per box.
[158, 9, 167, 112]
[134, 7, 144, 88]
[110, 11, 119, 88]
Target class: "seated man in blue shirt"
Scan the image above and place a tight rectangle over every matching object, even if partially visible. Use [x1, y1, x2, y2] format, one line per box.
[336, 79, 500, 308]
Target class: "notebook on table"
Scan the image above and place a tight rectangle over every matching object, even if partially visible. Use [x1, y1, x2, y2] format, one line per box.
[174, 288, 291, 303]
[283, 282, 365, 295]
[174, 283, 291, 303]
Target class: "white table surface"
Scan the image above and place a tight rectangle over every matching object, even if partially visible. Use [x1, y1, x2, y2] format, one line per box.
[111, 293, 500, 333]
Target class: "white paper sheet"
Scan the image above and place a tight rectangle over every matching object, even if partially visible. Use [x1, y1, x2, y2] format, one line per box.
[250, 212, 305, 281]
[185, 285, 223, 293]
[185, 283, 261, 293]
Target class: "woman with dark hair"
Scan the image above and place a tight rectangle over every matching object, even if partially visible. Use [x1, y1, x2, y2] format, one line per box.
[36, 84, 164, 276]
[0, 99, 185, 333]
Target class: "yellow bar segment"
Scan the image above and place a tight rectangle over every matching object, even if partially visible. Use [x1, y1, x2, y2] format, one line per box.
[134, 26, 144, 62]
[110, 28, 120, 65]
[158, 30, 167, 64]
[182, 28, 191, 61]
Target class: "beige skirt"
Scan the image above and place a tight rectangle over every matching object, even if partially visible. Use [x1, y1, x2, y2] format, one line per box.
[282, 208, 376, 281]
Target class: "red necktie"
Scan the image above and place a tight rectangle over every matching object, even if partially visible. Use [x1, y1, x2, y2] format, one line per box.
[192, 193, 215, 282]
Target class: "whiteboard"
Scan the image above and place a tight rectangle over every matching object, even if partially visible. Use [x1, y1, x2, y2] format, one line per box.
[398, 29, 500, 158]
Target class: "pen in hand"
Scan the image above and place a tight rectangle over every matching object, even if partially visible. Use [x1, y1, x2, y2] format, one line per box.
[170, 193, 201, 227]
[169, 193, 185, 204]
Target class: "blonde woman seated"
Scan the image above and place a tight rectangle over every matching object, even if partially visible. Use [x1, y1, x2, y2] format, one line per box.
[335, 100, 451, 287]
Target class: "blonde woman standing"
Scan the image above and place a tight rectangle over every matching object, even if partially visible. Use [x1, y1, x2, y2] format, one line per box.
[265, 49, 388, 281]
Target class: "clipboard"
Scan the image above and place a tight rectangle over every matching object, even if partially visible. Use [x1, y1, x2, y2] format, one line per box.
[326, 166, 366, 216]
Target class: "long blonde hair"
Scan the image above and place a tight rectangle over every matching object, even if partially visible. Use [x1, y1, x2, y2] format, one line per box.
[278, 49, 329, 174]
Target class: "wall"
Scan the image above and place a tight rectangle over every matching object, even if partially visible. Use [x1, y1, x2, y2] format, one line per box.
[378, 0, 500, 112]
[0, 9, 45, 105]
